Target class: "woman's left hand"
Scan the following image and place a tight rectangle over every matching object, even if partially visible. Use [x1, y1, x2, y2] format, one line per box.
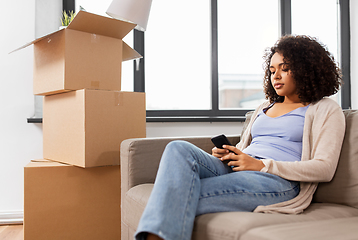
[221, 145, 265, 172]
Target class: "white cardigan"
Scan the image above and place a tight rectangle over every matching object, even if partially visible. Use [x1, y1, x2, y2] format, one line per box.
[237, 98, 346, 214]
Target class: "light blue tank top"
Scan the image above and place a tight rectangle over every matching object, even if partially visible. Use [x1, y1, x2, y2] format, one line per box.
[243, 104, 309, 162]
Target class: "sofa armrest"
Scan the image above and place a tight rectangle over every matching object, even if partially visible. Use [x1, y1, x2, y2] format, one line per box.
[120, 135, 241, 194]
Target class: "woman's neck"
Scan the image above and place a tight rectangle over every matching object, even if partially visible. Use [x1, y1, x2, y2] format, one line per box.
[282, 95, 302, 104]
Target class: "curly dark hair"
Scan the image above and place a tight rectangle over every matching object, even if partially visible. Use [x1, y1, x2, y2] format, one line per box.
[263, 35, 342, 103]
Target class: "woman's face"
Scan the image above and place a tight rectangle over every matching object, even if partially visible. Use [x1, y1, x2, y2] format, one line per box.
[269, 52, 299, 102]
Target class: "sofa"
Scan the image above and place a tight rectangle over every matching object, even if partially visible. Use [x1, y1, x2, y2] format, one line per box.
[120, 109, 358, 240]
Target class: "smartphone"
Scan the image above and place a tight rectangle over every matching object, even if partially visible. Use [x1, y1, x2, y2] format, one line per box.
[211, 134, 233, 149]
[211, 134, 234, 164]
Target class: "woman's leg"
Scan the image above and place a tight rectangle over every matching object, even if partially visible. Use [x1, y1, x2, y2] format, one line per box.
[135, 140, 232, 240]
[196, 171, 299, 215]
[134, 140, 300, 240]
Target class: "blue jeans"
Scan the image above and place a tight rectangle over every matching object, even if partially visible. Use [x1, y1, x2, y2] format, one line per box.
[135, 140, 299, 240]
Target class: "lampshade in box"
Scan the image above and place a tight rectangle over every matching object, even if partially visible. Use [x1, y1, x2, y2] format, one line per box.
[106, 0, 152, 31]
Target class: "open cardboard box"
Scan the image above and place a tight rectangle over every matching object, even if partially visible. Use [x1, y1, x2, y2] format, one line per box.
[24, 159, 121, 240]
[43, 89, 146, 168]
[12, 11, 141, 96]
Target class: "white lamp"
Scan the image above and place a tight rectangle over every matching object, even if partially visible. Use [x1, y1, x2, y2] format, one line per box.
[106, 0, 153, 31]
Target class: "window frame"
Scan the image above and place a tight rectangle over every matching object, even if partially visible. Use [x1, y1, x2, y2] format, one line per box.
[339, 0, 351, 109]
[27, 0, 351, 123]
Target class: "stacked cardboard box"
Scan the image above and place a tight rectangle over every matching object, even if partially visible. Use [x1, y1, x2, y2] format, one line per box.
[24, 160, 121, 240]
[18, 11, 146, 240]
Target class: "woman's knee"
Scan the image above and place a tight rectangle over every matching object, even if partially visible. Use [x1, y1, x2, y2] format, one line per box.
[163, 140, 204, 165]
[159, 141, 199, 170]
[165, 140, 195, 153]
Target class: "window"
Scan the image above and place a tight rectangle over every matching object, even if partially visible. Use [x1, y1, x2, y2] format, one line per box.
[144, 0, 351, 121]
[145, 0, 279, 121]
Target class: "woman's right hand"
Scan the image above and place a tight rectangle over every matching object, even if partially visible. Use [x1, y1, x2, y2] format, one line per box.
[212, 147, 230, 158]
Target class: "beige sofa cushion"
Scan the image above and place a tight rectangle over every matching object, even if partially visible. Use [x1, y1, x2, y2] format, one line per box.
[125, 183, 358, 240]
[314, 110, 358, 208]
[240, 216, 358, 240]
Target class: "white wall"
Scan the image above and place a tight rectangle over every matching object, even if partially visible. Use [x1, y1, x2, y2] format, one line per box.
[0, 0, 38, 220]
[0, 0, 61, 223]
[0, 1, 357, 223]
[0, 0, 38, 222]
[147, 122, 243, 138]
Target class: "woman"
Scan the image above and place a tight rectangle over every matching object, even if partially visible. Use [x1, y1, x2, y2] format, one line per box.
[135, 35, 346, 240]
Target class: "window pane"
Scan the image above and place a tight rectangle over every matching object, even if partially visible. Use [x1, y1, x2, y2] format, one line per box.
[75, 0, 134, 91]
[292, 0, 339, 103]
[145, 0, 211, 110]
[218, 0, 279, 109]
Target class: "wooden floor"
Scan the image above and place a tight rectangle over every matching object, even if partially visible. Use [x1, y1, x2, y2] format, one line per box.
[0, 225, 23, 240]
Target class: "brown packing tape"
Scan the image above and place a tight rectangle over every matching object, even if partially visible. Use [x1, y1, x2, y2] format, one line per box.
[114, 92, 123, 106]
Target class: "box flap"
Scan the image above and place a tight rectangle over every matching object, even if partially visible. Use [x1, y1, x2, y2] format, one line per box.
[10, 11, 136, 53]
[68, 11, 136, 40]
[9, 29, 65, 53]
[122, 42, 142, 61]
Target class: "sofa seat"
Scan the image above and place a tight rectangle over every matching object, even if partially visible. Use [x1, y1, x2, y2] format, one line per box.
[124, 183, 358, 240]
[240, 216, 358, 240]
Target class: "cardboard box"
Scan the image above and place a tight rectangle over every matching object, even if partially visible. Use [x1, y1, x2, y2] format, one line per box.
[24, 159, 121, 240]
[43, 89, 146, 168]
[13, 11, 141, 95]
